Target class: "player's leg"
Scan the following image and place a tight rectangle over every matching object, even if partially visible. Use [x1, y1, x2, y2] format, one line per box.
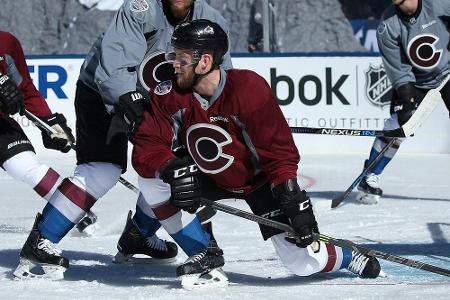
[14, 81, 126, 279]
[114, 193, 178, 263]
[358, 87, 428, 204]
[357, 126, 401, 204]
[0, 117, 68, 280]
[1, 117, 62, 201]
[271, 235, 380, 278]
[245, 183, 380, 278]
[136, 176, 226, 289]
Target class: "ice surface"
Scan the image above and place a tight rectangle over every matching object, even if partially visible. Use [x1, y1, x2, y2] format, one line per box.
[0, 152, 449, 299]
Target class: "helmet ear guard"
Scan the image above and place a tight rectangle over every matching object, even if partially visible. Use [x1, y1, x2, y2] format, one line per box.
[171, 19, 228, 68]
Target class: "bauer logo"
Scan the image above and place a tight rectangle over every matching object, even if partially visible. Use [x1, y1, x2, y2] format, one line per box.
[364, 64, 392, 108]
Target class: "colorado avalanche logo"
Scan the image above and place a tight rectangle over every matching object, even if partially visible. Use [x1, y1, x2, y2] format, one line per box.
[138, 51, 174, 91]
[186, 124, 234, 175]
[365, 64, 392, 108]
[407, 34, 443, 70]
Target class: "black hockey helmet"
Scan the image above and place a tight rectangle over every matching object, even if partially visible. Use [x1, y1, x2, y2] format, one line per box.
[171, 19, 228, 68]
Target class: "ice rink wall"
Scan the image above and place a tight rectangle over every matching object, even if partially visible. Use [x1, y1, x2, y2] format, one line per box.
[18, 53, 450, 154]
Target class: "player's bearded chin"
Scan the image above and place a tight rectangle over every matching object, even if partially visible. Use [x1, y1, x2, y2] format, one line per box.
[175, 69, 196, 90]
[169, 0, 193, 19]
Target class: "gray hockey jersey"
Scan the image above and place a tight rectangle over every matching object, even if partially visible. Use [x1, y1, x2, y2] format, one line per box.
[79, 0, 232, 107]
[377, 0, 450, 89]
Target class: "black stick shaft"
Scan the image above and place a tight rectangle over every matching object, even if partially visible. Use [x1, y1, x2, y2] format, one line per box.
[199, 197, 450, 277]
[331, 138, 397, 208]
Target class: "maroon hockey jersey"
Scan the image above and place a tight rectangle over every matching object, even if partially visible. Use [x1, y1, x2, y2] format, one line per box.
[132, 69, 299, 193]
[0, 31, 51, 117]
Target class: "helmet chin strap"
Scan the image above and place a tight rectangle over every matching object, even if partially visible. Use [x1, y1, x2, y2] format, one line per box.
[192, 61, 216, 86]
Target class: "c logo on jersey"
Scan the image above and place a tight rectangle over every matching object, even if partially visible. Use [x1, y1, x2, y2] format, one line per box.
[186, 124, 234, 174]
[138, 51, 174, 91]
[407, 34, 443, 70]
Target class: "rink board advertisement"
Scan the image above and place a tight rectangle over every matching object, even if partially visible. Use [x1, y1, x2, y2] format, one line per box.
[18, 54, 450, 154]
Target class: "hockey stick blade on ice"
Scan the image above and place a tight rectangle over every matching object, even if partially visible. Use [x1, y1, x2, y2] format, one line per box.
[23, 109, 216, 223]
[199, 197, 450, 277]
[331, 74, 450, 208]
[331, 138, 397, 209]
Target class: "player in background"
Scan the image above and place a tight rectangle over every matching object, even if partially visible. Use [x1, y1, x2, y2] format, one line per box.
[357, 0, 450, 204]
[131, 19, 381, 288]
[0, 30, 75, 275]
[14, 0, 232, 279]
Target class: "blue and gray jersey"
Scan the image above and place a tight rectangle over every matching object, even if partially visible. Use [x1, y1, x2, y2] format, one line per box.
[79, 0, 232, 107]
[377, 0, 450, 89]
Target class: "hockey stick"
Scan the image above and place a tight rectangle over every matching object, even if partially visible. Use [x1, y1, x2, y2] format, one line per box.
[199, 197, 450, 277]
[23, 109, 216, 222]
[292, 74, 450, 138]
[23, 109, 141, 194]
[331, 74, 450, 208]
[290, 126, 406, 137]
[331, 138, 397, 209]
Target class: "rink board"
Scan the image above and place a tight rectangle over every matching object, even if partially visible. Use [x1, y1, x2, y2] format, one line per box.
[17, 53, 450, 154]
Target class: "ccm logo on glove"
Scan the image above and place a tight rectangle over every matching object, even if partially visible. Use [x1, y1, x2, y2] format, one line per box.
[173, 164, 199, 178]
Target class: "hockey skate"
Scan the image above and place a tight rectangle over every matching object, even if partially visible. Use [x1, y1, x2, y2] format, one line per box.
[113, 211, 178, 264]
[73, 210, 98, 236]
[177, 237, 228, 290]
[13, 213, 69, 280]
[347, 251, 381, 278]
[357, 173, 382, 204]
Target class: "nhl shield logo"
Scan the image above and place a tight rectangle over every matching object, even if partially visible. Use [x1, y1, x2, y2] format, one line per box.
[365, 64, 392, 108]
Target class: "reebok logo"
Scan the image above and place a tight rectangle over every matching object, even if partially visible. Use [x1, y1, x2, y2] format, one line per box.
[422, 20, 437, 30]
[210, 116, 229, 123]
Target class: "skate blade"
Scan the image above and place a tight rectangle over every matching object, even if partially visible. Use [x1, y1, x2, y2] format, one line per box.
[112, 252, 176, 265]
[181, 268, 229, 290]
[13, 259, 66, 280]
[356, 192, 380, 205]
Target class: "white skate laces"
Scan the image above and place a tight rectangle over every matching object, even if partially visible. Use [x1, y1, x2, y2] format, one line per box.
[145, 234, 168, 252]
[347, 251, 369, 276]
[365, 173, 381, 189]
[38, 238, 62, 256]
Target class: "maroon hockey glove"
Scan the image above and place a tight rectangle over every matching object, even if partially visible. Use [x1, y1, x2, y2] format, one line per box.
[272, 179, 319, 248]
[114, 91, 149, 136]
[40, 113, 75, 153]
[0, 74, 24, 115]
[160, 156, 202, 214]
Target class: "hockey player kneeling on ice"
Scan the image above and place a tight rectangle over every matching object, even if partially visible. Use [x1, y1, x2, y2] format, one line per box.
[129, 19, 381, 289]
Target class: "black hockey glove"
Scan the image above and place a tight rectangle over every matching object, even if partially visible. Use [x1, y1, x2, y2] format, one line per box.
[160, 156, 202, 214]
[40, 113, 75, 153]
[0, 74, 24, 115]
[393, 83, 420, 126]
[272, 179, 318, 248]
[114, 91, 149, 135]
